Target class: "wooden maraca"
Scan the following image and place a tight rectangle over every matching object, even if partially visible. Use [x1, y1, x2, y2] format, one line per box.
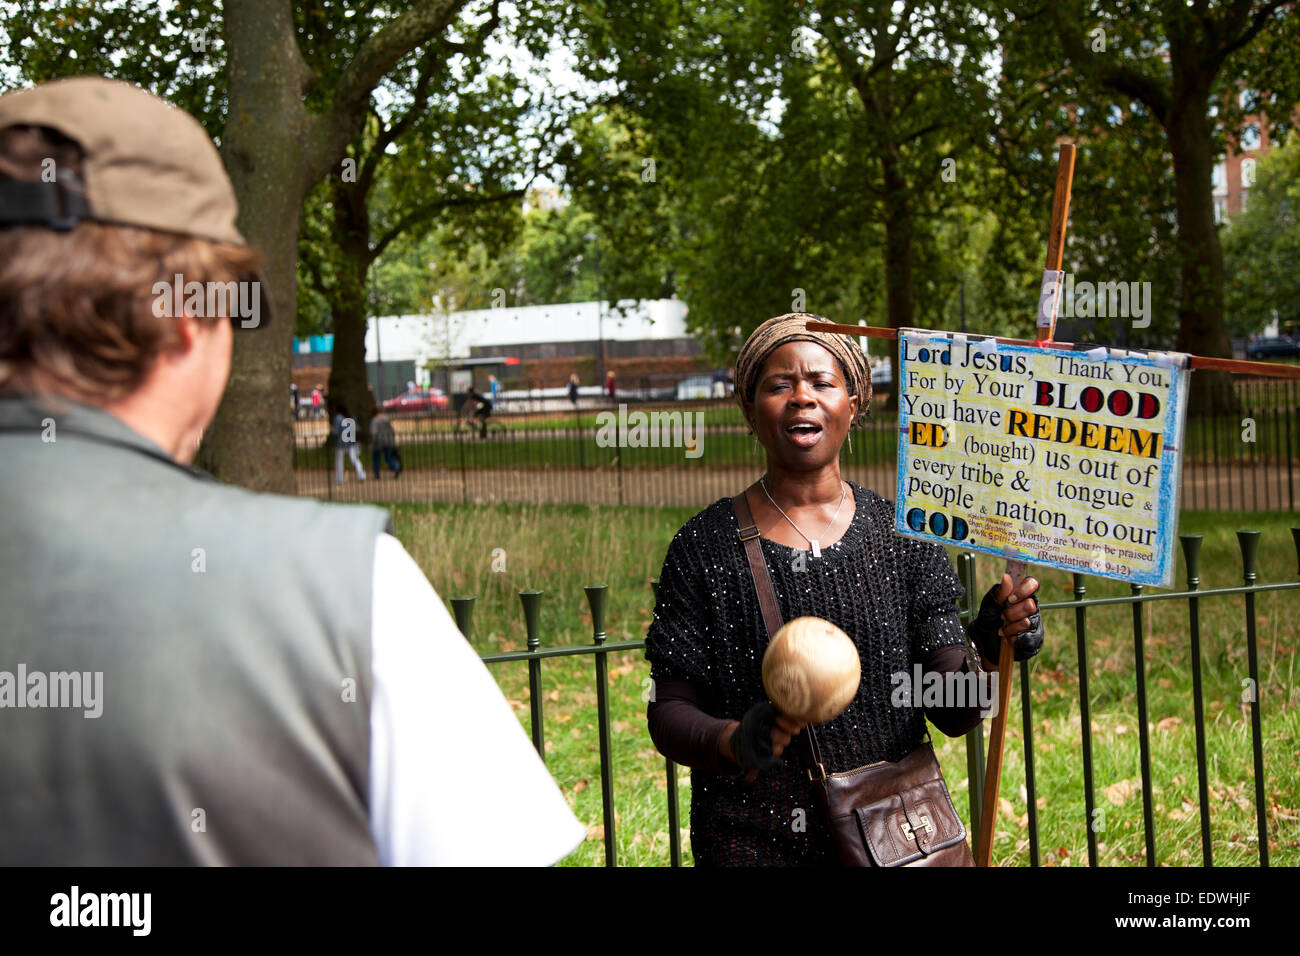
[761, 616, 861, 725]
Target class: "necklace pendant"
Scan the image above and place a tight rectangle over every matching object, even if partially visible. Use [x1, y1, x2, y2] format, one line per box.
[811, 540, 821, 559]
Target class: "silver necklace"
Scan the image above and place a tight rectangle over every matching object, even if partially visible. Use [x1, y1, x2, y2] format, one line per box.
[760, 475, 847, 558]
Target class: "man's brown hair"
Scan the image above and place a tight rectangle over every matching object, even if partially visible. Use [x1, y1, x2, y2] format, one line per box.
[0, 124, 262, 403]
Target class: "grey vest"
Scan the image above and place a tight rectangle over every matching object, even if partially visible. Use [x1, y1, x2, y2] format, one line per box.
[0, 395, 391, 864]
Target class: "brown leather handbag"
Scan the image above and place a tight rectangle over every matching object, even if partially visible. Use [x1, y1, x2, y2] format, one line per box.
[732, 493, 975, 867]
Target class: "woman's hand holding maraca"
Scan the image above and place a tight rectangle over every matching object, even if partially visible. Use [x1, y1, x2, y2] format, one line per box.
[720, 704, 807, 780]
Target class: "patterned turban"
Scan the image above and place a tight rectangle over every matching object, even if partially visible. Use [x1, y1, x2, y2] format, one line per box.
[733, 313, 872, 427]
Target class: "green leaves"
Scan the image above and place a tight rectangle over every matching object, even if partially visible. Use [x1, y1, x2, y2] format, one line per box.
[1223, 140, 1300, 336]
[1, 1, 226, 133]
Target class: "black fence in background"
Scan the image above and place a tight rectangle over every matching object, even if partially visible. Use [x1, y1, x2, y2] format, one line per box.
[295, 378, 1299, 513]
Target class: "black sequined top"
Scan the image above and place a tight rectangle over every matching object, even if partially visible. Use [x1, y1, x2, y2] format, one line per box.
[645, 481, 976, 866]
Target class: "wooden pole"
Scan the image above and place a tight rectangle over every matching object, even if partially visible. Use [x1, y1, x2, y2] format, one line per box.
[804, 323, 1300, 380]
[969, 144, 1075, 866]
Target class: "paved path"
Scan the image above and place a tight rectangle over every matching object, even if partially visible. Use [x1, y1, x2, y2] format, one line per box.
[297, 462, 1296, 512]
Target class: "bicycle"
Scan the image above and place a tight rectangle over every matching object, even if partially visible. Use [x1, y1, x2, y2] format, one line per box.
[453, 416, 506, 439]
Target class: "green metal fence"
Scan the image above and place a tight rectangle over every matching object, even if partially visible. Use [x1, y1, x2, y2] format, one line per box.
[451, 527, 1300, 867]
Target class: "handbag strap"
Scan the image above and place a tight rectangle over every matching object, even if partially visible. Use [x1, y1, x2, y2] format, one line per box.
[731, 492, 828, 780]
[732, 491, 784, 638]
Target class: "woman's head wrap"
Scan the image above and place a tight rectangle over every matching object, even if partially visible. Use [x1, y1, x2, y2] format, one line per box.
[733, 313, 871, 426]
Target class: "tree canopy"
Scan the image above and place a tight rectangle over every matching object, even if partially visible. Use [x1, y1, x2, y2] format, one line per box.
[1, 0, 1296, 482]
[1224, 138, 1300, 335]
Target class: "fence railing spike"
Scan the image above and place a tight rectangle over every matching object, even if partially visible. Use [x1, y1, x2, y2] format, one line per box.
[584, 585, 608, 643]
[450, 595, 476, 640]
[1236, 530, 1261, 581]
[518, 589, 546, 761]
[1179, 535, 1202, 586]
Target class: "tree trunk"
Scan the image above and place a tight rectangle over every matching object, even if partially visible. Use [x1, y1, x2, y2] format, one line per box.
[880, 150, 915, 412]
[327, 176, 377, 446]
[198, 2, 313, 492]
[1167, 103, 1238, 416]
[196, 0, 468, 490]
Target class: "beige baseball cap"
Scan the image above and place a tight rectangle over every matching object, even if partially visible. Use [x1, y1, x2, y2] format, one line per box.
[0, 75, 271, 325]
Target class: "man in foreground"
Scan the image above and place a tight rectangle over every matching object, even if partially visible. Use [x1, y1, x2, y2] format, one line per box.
[0, 76, 584, 865]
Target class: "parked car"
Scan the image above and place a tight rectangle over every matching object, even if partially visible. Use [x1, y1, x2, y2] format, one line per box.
[675, 375, 714, 401]
[382, 387, 449, 413]
[1246, 336, 1300, 360]
[871, 358, 892, 389]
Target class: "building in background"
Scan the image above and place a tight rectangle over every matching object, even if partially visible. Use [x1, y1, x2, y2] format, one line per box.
[292, 298, 709, 403]
[1210, 91, 1295, 226]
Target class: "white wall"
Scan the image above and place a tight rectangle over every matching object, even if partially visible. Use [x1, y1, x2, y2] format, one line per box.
[364, 299, 690, 364]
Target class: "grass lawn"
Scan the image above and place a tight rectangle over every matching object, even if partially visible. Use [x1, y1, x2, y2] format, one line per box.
[391, 501, 1300, 867]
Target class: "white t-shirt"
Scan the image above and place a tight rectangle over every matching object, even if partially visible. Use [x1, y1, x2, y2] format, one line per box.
[368, 533, 586, 865]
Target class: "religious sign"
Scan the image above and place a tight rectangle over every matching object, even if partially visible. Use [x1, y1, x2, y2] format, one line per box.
[894, 330, 1190, 587]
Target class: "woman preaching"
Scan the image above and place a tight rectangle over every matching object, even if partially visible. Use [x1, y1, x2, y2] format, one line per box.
[644, 313, 1045, 866]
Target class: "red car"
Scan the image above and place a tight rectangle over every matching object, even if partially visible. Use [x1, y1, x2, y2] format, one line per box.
[382, 387, 449, 413]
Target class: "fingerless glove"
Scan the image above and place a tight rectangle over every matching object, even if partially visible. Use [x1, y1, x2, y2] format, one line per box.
[969, 583, 1044, 664]
[730, 701, 785, 772]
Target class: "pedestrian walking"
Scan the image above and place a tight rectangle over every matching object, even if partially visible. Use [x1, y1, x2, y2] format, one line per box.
[370, 406, 401, 478]
[333, 402, 366, 484]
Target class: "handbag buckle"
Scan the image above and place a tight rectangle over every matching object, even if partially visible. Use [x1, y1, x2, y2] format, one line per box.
[806, 762, 827, 782]
[737, 523, 761, 542]
[900, 814, 934, 841]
